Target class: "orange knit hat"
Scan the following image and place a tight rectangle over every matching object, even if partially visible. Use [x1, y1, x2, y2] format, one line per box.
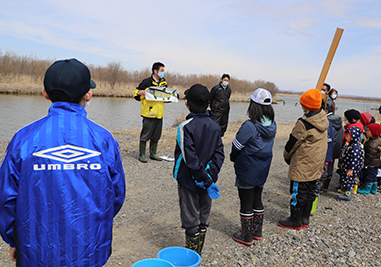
[300, 89, 322, 111]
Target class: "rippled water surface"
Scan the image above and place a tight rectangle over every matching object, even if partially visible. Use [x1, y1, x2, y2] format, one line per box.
[0, 94, 379, 140]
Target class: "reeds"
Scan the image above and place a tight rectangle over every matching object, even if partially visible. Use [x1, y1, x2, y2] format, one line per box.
[0, 49, 279, 99]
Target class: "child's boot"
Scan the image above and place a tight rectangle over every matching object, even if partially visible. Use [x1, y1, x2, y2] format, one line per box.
[320, 176, 331, 195]
[338, 190, 353, 201]
[371, 182, 377, 194]
[233, 213, 253, 246]
[198, 226, 207, 255]
[278, 204, 303, 230]
[252, 209, 264, 240]
[301, 201, 313, 228]
[353, 184, 358, 194]
[357, 183, 372, 194]
[185, 228, 200, 253]
[310, 196, 318, 215]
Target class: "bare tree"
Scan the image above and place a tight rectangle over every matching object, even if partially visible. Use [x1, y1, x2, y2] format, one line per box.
[105, 62, 123, 90]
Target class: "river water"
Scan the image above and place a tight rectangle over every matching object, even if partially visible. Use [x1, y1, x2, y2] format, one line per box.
[0, 94, 379, 141]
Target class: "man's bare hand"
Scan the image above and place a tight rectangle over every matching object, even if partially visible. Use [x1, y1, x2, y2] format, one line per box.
[138, 90, 146, 96]
[9, 247, 16, 262]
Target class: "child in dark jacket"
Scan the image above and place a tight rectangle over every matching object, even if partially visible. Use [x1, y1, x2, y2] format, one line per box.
[173, 84, 224, 255]
[320, 108, 343, 194]
[357, 123, 381, 195]
[230, 89, 276, 246]
[338, 127, 364, 201]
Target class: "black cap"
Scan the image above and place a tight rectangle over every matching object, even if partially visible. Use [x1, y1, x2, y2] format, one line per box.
[44, 58, 96, 100]
[184, 84, 210, 104]
[344, 109, 361, 123]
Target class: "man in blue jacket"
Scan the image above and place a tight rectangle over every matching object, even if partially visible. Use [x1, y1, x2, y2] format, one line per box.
[0, 58, 126, 267]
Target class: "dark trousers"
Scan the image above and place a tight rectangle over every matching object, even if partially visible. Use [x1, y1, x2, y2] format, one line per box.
[326, 159, 335, 177]
[363, 166, 378, 184]
[178, 183, 211, 234]
[289, 180, 317, 207]
[140, 117, 163, 142]
[238, 187, 264, 213]
[211, 111, 229, 137]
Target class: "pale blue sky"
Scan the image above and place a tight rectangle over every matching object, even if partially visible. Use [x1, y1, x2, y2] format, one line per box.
[1, 0, 381, 96]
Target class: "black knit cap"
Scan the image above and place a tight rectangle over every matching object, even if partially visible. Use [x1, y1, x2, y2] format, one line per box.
[44, 58, 96, 101]
[184, 84, 210, 105]
[344, 109, 361, 123]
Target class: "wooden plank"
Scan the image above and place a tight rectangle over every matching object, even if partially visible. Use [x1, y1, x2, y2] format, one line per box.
[316, 28, 344, 99]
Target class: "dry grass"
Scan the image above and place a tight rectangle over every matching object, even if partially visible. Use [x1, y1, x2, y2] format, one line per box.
[0, 77, 284, 103]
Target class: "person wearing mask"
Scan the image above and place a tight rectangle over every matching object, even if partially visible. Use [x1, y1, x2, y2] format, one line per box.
[210, 74, 232, 137]
[327, 88, 338, 114]
[321, 83, 331, 95]
[133, 62, 167, 163]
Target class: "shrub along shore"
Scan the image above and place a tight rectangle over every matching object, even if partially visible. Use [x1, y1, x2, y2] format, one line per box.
[0, 77, 284, 103]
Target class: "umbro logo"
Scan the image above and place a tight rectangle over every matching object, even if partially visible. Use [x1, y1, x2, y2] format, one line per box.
[33, 145, 101, 163]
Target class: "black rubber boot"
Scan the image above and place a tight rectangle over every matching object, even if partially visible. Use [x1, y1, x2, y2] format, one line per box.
[320, 176, 332, 195]
[301, 201, 313, 228]
[252, 210, 264, 240]
[149, 141, 162, 161]
[278, 204, 303, 230]
[139, 141, 147, 163]
[232, 213, 253, 246]
[185, 232, 200, 253]
[198, 226, 207, 255]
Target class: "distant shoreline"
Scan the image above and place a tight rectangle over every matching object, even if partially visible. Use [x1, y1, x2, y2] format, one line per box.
[277, 92, 381, 103]
[0, 84, 380, 104]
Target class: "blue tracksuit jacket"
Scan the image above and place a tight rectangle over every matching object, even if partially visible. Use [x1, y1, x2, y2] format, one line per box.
[0, 102, 126, 267]
[173, 112, 224, 194]
[230, 119, 277, 186]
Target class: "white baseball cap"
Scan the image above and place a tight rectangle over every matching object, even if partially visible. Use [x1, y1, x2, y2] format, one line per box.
[247, 88, 272, 105]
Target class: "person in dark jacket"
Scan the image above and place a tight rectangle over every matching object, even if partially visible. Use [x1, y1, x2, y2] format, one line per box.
[320, 107, 344, 194]
[326, 88, 338, 114]
[210, 73, 232, 137]
[311, 108, 334, 215]
[358, 123, 381, 195]
[173, 84, 224, 255]
[230, 88, 276, 246]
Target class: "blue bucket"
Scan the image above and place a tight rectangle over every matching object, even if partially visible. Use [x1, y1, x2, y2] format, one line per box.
[131, 258, 175, 267]
[157, 247, 202, 267]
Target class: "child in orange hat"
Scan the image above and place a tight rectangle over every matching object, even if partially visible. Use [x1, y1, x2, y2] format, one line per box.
[279, 89, 329, 229]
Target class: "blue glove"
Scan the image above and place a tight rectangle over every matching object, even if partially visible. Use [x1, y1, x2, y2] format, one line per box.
[207, 183, 220, 199]
[194, 180, 206, 189]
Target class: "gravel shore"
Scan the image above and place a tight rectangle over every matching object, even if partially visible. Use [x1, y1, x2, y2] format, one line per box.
[1, 122, 380, 267]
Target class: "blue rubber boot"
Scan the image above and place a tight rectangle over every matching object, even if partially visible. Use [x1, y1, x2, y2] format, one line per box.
[371, 182, 377, 194]
[338, 190, 353, 201]
[357, 183, 372, 194]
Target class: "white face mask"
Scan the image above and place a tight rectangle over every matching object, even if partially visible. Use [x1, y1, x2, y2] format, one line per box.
[85, 99, 91, 108]
[321, 90, 326, 95]
[222, 81, 229, 87]
[331, 94, 337, 100]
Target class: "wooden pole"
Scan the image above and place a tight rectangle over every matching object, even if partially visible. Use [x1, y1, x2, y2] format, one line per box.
[316, 27, 344, 104]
